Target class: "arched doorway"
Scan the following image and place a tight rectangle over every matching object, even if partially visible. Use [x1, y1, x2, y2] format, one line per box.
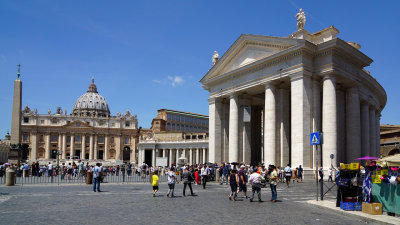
[388, 149, 400, 156]
[123, 146, 130, 162]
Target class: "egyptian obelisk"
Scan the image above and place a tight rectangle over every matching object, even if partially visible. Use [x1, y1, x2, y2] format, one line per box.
[10, 65, 22, 145]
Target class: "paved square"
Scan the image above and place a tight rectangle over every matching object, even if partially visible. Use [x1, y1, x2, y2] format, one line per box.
[0, 181, 377, 225]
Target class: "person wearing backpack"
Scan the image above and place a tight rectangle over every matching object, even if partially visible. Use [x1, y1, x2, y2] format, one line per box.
[284, 164, 292, 188]
[237, 165, 248, 199]
[92, 163, 102, 192]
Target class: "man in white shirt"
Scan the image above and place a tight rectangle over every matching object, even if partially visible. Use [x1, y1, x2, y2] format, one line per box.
[201, 164, 210, 189]
[248, 168, 263, 202]
[48, 162, 53, 177]
[284, 164, 292, 188]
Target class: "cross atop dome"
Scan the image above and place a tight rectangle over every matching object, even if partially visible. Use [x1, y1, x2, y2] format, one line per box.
[88, 77, 98, 93]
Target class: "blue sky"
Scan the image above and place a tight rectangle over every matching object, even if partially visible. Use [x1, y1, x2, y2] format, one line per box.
[0, 0, 399, 136]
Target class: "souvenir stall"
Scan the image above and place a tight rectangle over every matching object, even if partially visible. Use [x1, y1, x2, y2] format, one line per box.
[370, 155, 400, 215]
[336, 163, 363, 210]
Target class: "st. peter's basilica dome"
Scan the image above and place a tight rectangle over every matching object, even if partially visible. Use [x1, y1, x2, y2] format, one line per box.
[72, 78, 110, 117]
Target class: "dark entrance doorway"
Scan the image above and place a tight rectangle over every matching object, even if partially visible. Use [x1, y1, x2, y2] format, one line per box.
[123, 146, 130, 162]
[251, 106, 262, 166]
[98, 150, 104, 160]
[21, 144, 29, 161]
[75, 150, 81, 159]
[145, 150, 152, 167]
[85, 153, 89, 160]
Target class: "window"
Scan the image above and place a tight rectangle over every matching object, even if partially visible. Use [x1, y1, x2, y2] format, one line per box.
[40, 120, 44, 124]
[111, 123, 115, 127]
[98, 136, 104, 143]
[51, 134, 58, 142]
[66, 136, 71, 143]
[75, 135, 81, 142]
[125, 137, 129, 144]
[23, 133, 28, 141]
[125, 122, 130, 127]
[23, 117, 29, 123]
[85, 136, 90, 143]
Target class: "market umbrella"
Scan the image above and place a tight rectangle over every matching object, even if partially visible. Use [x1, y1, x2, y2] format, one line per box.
[355, 156, 379, 160]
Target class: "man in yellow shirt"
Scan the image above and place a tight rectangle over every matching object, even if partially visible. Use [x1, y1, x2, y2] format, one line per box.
[152, 171, 159, 197]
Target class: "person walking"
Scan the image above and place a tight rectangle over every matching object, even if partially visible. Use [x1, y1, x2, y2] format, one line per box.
[284, 164, 292, 188]
[238, 165, 248, 199]
[319, 167, 324, 182]
[228, 169, 239, 201]
[328, 167, 333, 182]
[152, 170, 159, 197]
[92, 163, 102, 192]
[166, 168, 178, 198]
[201, 164, 210, 189]
[182, 168, 195, 197]
[268, 165, 278, 203]
[298, 165, 303, 183]
[248, 168, 263, 202]
[48, 162, 53, 177]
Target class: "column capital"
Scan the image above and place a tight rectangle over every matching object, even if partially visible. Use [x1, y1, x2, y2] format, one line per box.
[229, 93, 238, 99]
[289, 71, 312, 81]
[208, 97, 222, 104]
[322, 73, 336, 82]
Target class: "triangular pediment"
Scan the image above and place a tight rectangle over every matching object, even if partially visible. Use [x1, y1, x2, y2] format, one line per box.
[201, 35, 300, 84]
[63, 120, 92, 128]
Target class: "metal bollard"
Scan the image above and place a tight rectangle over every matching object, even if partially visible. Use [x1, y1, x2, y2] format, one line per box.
[6, 168, 16, 186]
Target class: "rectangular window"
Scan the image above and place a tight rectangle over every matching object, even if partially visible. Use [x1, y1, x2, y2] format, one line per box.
[125, 122, 130, 127]
[66, 136, 71, 143]
[85, 136, 90, 143]
[98, 136, 104, 143]
[125, 137, 129, 144]
[23, 133, 28, 141]
[75, 135, 81, 142]
[51, 134, 58, 142]
[23, 117, 29, 123]
[40, 120, 44, 124]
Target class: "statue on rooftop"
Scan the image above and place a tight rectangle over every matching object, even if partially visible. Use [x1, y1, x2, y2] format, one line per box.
[212, 51, 219, 66]
[295, 8, 306, 30]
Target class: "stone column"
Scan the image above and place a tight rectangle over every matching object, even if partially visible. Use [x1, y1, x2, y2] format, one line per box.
[337, 88, 346, 164]
[70, 135, 75, 159]
[152, 148, 156, 167]
[290, 73, 312, 168]
[163, 149, 166, 158]
[360, 103, 370, 157]
[104, 135, 109, 160]
[376, 113, 381, 157]
[62, 134, 67, 159]
[346, 86, 361, 162]
[264, 83, 276, 165]
[278, 86, 290, 168]
[58, 134, 62, 155]
[203, 148, 206, 163]
[93, 135, 98, 159]
[81, 135, 86, 160]
[189, 148, 193, 165]
[130, 136, 136, 163]
[31, 132, 37, 161]
[209, 98, 223, 163]
[89, 135, 94, 160]
[45, 133, 51, 159]
[115, 136, 121, 160]
[169, 149, 173, 166]
[138, 148, 142, 164]
[322, 75, 337, 169]
[369, 108, 376, 157]
[196, 148, 200, 164]
[229, 94, 239, 163]
[176, 149, 179, 164]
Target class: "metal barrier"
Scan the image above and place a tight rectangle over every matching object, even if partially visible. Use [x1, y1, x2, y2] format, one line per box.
[0, 170, 180, 186]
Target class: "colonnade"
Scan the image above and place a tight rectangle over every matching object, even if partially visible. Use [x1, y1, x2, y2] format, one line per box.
[209, 73, 381, 169]
[138, 147, 208, 167]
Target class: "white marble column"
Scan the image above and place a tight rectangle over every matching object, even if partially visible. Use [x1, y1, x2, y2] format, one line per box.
[360, 103, 370, 157]
[196, 148, 200, 164]
[89, 135, 94, 160]
[81, 135, 86, 160]
[209, 98, 223, 163]
[152, 148, 156, 167]
[62, 134, 67, 159]
[45, 133, 51, 159]
[291, 74, 312, 168]
[70, 135, 75, 159]
[58, 134, 62, 155]
[322, 75, 337, 169]
[176, 149, 179, 164]
[169, 149, 173, 166]
[104, 135, 109, 160]
[138, 148, 142, 164]
[163, 149, 166, 158]
[31, 132, 37, 161]
[189, 148, 193, 165]
[229, 94, 239, 163]
[278, 86, 290, 168]
[346, 86, 361, 162]
[130, 136, 136, 163]
[203, 148, 206, 163]
[93, 135, 98, 159]
[264, 83, 276, 165]
[115, 136, 121, 160]
[369, 108, 376, 157]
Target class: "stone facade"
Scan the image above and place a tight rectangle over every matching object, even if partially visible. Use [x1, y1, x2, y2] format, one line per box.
[201, 26, 386, 172]
[151, 109, 208, 133]
[380, 124, 400, 157]
[18, 79, 139, 165]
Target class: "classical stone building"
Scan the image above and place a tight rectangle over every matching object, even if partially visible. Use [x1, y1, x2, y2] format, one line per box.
[16, 78, 139, 165]
[380, 124, 400, 157]
[139, 109, 209, 167]
[201, 23, 386, 171]
[0, 132, 11, 164]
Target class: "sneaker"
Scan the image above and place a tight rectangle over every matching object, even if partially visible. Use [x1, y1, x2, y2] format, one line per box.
[250, 199, 253, 202]
[152, 193, 155, 197]
[228, 196, 232, 200]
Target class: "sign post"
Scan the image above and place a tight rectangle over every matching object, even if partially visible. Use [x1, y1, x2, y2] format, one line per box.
[310, 132, 322, 201]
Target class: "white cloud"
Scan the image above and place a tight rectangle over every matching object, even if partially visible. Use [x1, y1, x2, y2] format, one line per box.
[152, 79, 161, 83]
[168, 75, 184, 87]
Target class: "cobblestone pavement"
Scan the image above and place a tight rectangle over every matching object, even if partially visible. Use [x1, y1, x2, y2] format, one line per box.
[0, 181, 376, 225]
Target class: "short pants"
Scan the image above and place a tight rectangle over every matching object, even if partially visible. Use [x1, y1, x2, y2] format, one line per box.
[152, 186, 159, 190]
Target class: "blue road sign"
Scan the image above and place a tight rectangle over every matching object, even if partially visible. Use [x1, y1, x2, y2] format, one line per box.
[310, 132, 320, 145]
